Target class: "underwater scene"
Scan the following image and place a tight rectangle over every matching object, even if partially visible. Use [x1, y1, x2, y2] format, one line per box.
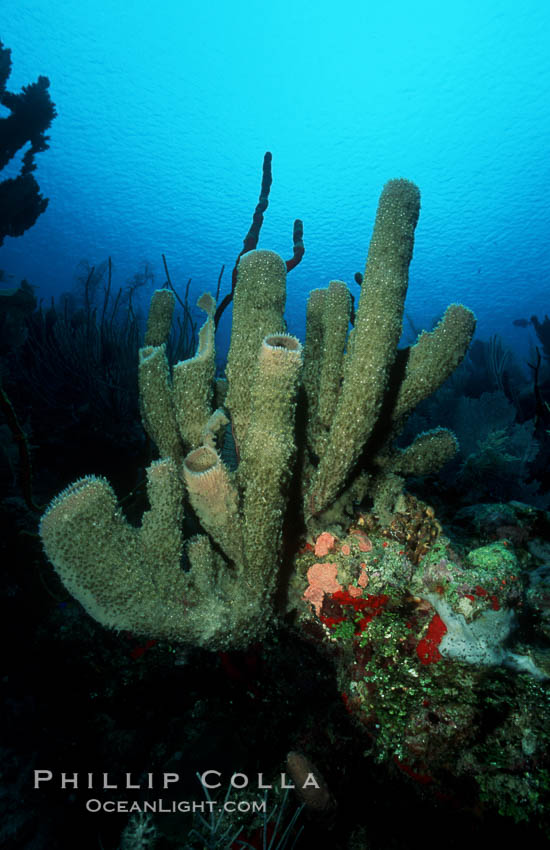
[1, 1, 550, 848]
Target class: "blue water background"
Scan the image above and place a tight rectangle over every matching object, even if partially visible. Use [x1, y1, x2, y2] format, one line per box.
[1, 0, 549, 364]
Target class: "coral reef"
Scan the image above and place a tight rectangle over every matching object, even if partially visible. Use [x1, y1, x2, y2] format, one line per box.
[39, 178, 476, 650]
[2, 168, 547, 843]
[294, 505, 550, 821]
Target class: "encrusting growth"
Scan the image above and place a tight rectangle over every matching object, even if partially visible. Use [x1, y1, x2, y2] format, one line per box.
[40, 178, 476, 649]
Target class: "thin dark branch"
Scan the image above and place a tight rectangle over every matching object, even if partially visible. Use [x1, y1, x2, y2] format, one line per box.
[162, 253, 188, 313]
[101, 256, 112, 325]
[214, 151, 273, 328]
[215, 264, 225, 303]
[285, 218, 305, 272]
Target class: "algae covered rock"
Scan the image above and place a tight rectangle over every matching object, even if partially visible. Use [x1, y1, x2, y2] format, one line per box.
[293, 507, 550, 820]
